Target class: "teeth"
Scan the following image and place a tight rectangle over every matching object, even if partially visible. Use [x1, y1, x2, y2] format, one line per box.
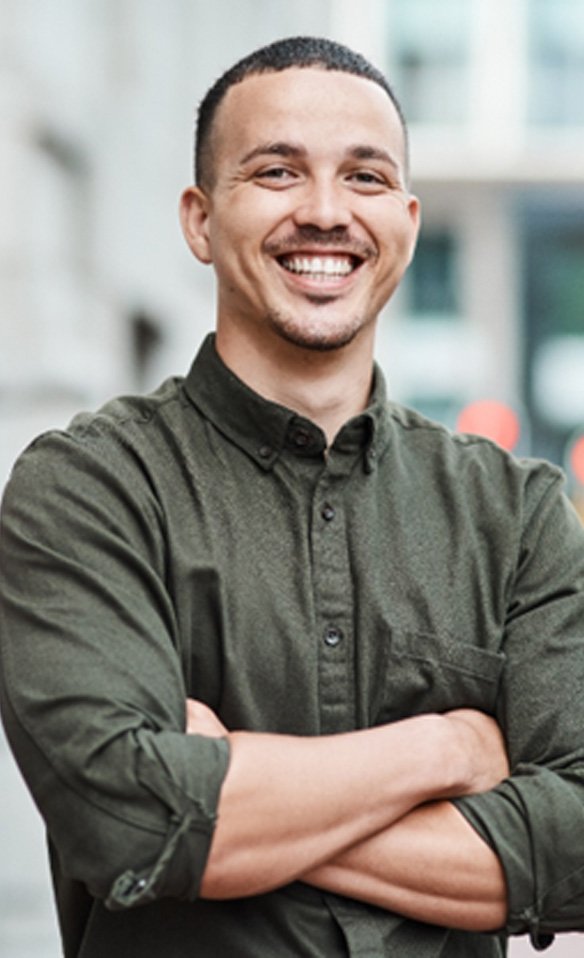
[281, 255, 355, 277]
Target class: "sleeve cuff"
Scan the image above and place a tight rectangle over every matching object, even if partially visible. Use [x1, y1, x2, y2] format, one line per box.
[453, 764, 584, 944]
[106, 731, 230, 909]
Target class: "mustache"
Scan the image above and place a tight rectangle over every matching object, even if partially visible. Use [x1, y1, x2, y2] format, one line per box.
[264, 226, 376, 260]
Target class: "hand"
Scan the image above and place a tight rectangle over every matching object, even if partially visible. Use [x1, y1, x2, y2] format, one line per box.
[185, 698, 228, 738]
[443, 709, 509, 796]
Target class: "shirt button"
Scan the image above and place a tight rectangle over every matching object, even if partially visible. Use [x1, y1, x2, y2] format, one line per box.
[292, 428, 311, 448]
[321, 503, 336, 521]
[324, 626, 343, 647]
[258, 444, 273, 459]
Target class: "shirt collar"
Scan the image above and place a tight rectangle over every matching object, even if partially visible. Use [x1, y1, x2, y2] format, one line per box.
[183, 334, 391, 472]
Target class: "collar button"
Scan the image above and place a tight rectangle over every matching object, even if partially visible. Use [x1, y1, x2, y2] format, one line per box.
[292, 428, 311, 448]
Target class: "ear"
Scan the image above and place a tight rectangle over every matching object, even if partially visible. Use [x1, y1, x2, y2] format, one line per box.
[405, 193, 421, 264]
[179, 186, 213, 264]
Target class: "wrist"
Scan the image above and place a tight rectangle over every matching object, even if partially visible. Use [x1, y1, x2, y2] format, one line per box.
[419, 714, 477, 799]
[439, 709, 509, 797]
[377, 714, 474, 806]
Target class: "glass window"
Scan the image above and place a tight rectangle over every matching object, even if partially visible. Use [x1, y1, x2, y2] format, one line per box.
[526, 223, 584, 340]
[528, 0, 584, 124]
[522, 206, 584, 459]
[407, 231, 460, 319]
[388, 0, 472, 124]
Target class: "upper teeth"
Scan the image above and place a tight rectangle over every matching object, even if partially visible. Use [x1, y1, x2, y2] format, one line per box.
[281, 255, 354, 276]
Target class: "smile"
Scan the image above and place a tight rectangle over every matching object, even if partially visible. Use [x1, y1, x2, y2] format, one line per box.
[278, 254, 360, 280]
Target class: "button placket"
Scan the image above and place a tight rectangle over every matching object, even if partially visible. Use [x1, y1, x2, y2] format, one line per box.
[311, 473, 355, 733]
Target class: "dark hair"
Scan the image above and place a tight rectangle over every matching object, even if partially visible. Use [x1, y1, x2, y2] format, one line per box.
[194, 35, 409, 188]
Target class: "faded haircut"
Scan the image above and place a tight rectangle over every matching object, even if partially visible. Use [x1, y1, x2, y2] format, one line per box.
[194, 35, 409, 189]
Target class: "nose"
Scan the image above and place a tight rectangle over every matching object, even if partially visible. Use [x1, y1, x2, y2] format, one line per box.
[292, 176, 352, 232]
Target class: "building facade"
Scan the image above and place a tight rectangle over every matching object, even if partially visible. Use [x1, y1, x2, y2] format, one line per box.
[378, 0, 584, 495]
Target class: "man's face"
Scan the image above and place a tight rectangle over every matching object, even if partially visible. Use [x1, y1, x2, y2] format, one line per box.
[181, 67, 420, 353]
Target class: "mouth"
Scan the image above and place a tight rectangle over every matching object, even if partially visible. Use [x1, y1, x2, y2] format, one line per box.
[277, 252, 363, 283]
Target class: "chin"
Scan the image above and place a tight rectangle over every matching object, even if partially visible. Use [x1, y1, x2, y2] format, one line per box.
[267, 310, 366, 353]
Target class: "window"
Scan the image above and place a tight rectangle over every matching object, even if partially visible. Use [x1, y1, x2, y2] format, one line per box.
[391, 228, 465, 428]
[407, 231, 460, 319]
[388, 0, 472, 124]
[527, 230, 584, 339]
[522, 205, 584, 459]
[528, 0, 584, 125]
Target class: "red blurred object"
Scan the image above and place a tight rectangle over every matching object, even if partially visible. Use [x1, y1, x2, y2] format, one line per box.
[456, 399, 520, 452]
[569, 435, 584, 486]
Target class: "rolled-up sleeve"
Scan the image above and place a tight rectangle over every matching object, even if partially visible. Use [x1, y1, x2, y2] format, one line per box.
[454, 471, 584, 948]
[0, 428, 230, 909]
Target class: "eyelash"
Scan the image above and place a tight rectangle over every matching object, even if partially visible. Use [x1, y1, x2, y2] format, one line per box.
[350, 171, 385, 185]
[254, 167, 391, 191]
[256, 167, 296, 181]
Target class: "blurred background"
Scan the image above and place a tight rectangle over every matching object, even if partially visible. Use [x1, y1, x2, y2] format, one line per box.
[1, 0, 583, 955]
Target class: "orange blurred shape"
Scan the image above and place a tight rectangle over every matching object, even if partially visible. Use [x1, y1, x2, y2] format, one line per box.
[456, 399, 520, 452]
[569, 435, 584, 486]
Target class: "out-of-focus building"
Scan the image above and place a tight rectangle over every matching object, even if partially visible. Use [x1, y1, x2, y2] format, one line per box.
[0, 0, 338, 491]
[377, 0, 584, 491]
[1, 3, 584, 956]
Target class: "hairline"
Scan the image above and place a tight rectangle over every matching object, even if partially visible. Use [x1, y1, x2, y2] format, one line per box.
[195, 52, 410, 191]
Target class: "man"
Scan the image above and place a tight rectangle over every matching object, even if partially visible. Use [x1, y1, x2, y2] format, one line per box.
[1, 35, 584, 958]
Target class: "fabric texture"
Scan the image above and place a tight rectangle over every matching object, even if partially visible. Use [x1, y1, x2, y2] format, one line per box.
[2, 333, 584, 956]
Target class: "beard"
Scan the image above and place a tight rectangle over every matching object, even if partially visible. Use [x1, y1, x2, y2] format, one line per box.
[264, 303, 371, 352]
[261, 226, 378, 351]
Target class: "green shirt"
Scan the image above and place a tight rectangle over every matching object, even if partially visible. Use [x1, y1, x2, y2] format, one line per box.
[2, 334, 584, 957]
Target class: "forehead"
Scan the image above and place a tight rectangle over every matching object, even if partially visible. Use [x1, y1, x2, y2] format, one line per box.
[211, 67, 406, 168]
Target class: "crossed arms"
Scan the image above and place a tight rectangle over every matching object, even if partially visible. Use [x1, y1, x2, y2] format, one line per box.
[186, 698, 509, 931]
[4, 433, 584, 941]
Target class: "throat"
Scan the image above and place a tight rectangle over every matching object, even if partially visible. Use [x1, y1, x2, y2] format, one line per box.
[215, 317, 375, 445]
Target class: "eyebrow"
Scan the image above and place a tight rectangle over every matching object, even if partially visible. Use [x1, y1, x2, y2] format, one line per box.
[239, 141, 401, 173]
[240, 142, 306, 165]
[348, 145, 400, 172]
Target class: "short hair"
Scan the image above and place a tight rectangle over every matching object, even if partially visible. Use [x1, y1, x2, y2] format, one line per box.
[194, 35, 409, 189]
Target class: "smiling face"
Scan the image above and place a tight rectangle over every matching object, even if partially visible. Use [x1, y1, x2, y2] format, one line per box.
[180, 67, 420, 358]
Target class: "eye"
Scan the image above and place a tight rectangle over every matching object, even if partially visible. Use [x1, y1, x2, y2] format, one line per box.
[353, 172, 383, 183]
[254, 166, 298, 188]
[346, 170, 393, 192]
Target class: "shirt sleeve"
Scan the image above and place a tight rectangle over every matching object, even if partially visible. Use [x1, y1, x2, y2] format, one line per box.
[0, 426, 230, 910]
[453, 467, 584, 949]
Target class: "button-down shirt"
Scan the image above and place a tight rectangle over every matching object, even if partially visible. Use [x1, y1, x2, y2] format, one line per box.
[2, 334, 584, 956]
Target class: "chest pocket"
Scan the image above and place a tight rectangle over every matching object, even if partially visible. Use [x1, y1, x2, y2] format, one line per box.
[374, 629, 506, 724]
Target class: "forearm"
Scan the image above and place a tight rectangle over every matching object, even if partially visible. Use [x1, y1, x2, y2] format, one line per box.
[303, 800, 507, 931]
[200, 714, 496, 899]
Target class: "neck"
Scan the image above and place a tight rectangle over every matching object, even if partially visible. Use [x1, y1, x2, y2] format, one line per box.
[215, 325, 376, 446]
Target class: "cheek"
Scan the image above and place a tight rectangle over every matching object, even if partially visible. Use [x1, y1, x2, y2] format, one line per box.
[209, 233, 265, 299]
[207, 221, 249, 277]
[229, 191, 295, 245]
[208, 201, 273, 262]
[380, 219, 417, 268]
